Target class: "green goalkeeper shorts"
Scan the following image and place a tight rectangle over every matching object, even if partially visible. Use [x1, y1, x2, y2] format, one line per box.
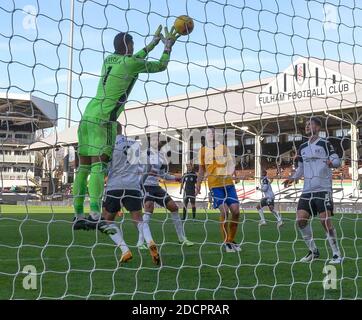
[77, 116, 116, 157]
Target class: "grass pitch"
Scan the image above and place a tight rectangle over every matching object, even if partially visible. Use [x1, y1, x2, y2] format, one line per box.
[0, 205, 361, 300]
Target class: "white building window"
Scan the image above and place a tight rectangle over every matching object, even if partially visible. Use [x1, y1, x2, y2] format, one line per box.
[227, 139, 239, 147]
[0, 132, 10, 139]
[14, 150, 27, 156]
[0, 150, 12, 155]
[319, 131, 327, 138]
[15, 133, 30, 139]
[244, 137, 255, 145]
[287, 134, 303, 142]
[335, 129, 349, 137]
[265, 136, 279, 144]
[13, 167, 28, 173]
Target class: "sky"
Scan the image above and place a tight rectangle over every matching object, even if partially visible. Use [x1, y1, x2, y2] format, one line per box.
[0, 0, 361, 130]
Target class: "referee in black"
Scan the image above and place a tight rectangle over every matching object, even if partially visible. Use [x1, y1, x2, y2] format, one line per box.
[180, 163, 197, 220]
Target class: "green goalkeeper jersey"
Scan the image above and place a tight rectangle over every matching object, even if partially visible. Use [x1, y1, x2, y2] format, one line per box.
[83, 49, 170, 121]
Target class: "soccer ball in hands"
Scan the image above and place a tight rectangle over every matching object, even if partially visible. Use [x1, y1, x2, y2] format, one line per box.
[174, 15, 194, 35]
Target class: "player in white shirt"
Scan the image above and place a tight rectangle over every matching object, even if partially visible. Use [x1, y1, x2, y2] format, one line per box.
[137, 134, 194, 249]
[283, 117, 342, 264]
[99, 124, 160, 265]
[256, 169, 283, 228]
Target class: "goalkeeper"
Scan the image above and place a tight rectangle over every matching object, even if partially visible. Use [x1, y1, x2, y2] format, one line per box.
[73, 26, 180, 230]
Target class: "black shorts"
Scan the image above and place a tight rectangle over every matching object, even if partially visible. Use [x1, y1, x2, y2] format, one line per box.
[183, 195, 196, 205]
[260, 197, 274, 207]
[143, 185, 172, 208]
[103, 189, 142, 213]
[297, 191, 334, 216]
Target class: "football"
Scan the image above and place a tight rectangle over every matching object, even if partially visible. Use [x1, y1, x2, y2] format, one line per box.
[174, 15, 194, 35]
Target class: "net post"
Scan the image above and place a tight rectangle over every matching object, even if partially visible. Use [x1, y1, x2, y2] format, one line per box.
[182, 140, 188, 176]
[351, 123, 359, 198]
[255, 134, 262, 189]
[63, 0, 75, 185]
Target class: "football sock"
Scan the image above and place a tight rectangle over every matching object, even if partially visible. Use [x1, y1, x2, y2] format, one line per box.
[326, 227, 341, 256]
[182, 207, 187, 220]
[142, 213, 153, 246]
[88, 162, 107, 215]
[171, 211, 185, 242]
[299, 224, 317, 252]
[219, 214, 228, 242]
[258, 208, 265, 222]
[192, 207, 196, 219]
[227, 216, 239, 243]
[137, 212, 151, 246]
[109, 224, 129, 254]
[271, 210, 282, 222]
[72, 164, 90, 217]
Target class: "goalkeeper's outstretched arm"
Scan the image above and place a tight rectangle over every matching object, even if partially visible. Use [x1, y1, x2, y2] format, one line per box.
[132, 26, 181, 74]
[134, 25, 163, 58]
[132, 49, 170, 73]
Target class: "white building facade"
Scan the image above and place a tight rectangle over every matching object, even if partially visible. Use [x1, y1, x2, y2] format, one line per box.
[0, 93, 58, 191]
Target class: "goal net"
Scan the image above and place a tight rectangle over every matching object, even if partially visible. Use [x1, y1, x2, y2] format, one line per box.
[0, 0, 361, 300]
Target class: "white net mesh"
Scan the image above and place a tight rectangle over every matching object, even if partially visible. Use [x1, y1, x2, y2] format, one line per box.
[0, 0, 362, 300]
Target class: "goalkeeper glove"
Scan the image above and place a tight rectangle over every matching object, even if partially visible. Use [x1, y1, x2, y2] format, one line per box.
[161, 26, 181, 53]
[145, 25, 162, 52]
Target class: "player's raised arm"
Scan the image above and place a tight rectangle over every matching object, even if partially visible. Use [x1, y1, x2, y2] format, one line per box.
[133, 25, 163, 58]
[326, 141, 341, 168]
[283, 162, 304, 187]
[283, 146, 304, 187]
[161, 172, 178, 181]
[131, 26, 181, 74]
[159, 161, 181, 182]
[260, 179, 269, 192]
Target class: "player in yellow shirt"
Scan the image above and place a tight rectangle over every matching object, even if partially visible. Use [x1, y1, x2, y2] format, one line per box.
[195, 127, 241, 253]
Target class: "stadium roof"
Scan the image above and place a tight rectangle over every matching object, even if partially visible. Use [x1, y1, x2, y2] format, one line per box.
[0, 92, 58, 130]
[25, 125, 78, 151]
[27, 57, 362, 150]
[120, 57, 362, 136]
